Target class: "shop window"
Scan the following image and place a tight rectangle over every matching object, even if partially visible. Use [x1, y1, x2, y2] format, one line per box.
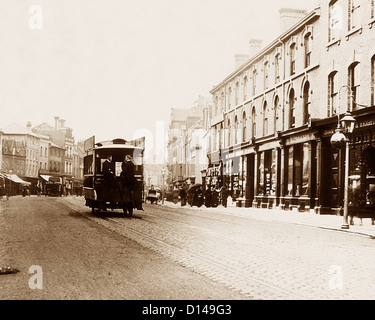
[286, 143, 309, 196]
[257, 150, 275, 196]
[302, 143, 309, 195]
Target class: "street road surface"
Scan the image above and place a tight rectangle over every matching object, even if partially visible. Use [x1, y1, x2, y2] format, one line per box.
[1, 196, 375, 300]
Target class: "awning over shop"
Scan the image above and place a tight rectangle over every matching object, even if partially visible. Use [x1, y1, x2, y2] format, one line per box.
[7, 174, 31, 185]
[40, 175, 51, 182]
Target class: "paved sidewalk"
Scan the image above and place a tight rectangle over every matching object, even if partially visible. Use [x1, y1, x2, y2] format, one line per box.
[161, 201, 375, 238]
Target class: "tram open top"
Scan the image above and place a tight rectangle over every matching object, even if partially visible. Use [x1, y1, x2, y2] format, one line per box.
[84, 136, 145, 152]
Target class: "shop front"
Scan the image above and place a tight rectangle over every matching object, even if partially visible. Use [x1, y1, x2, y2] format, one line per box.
[347, 110, 375, 219]
[252, 130, 318, 212]
[315, 108, 375, 218]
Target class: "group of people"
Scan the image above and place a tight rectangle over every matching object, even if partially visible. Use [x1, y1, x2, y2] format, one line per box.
[102, 154, 136, 214]
[178, 183, 231, 208]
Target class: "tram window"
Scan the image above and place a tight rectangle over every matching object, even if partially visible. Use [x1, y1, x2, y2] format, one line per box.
[84, 155, 93, 174]
[115, 162, 122, 177]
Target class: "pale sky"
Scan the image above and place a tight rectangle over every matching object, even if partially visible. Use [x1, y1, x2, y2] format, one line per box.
[0, 0, 317, 145]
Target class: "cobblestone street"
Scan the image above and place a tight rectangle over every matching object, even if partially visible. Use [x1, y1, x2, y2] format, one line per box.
[63, 197, 375, 300]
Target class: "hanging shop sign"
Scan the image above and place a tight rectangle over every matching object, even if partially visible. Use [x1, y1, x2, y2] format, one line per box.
[206, 161, 222, 177]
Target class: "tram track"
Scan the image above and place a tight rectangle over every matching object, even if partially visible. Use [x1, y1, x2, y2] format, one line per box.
[83, 211, 305, 300]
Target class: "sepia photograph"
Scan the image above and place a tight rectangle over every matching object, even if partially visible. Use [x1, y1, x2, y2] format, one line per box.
[1, 0, 375, 310]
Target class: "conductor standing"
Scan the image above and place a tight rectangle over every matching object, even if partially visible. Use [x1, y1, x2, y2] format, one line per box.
[120, 155, 136, 215]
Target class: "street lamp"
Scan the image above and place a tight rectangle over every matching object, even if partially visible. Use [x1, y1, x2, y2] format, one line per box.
[161, 166, 166, 204]
[330, 112, 355, 229]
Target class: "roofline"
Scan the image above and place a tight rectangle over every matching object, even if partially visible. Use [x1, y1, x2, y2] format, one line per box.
[210, 6, 321, 94]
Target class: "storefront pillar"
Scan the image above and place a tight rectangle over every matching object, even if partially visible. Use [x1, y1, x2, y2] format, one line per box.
[314, 138, 322, 214]
[252, 151, 259, 208]
[279, 145, 286, 210]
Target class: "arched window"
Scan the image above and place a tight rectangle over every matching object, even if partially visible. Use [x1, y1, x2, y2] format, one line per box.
[304, 33, 312, 68]
[263, 101, 268, 136]
[290, 43, 296, 75]
[242, 111, 247, 142]
[220, 92, 225, 111]
[349, 62, 360, 110]
[251, 107, 256, 139]
[274, 95, 280, 132]
[275, 53, 281, 83]
[234, 115, 239, 145]
[243, 76, 248, 100]
[264, 61, 269, 89]
[228, 87, 232, 109]
[303, 82, 310, 125]
[328, 71, 338, 116]
[289, 88, 295, 129]
[235, 82, 239, 105]
[252, 69, 257, 96]
[227, 119, 231, 147]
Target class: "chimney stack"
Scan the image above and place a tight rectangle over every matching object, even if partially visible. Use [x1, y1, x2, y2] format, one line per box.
[249, 39, 263, 59]
[54, 116, 59, 130]
[279, 8, 307, 33]
[234, 54, 249, 69]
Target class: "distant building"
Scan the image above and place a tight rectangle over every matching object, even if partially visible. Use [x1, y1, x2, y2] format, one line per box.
[167, 96, 212, 189]
[33, 116, 75, 194]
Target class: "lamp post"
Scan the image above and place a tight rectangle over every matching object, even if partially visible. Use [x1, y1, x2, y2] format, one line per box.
[161, 166, 166, 204]
[330, 111, 355, 229]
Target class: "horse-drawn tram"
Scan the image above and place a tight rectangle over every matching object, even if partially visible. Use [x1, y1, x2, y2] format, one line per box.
[83, 136, 144, 216]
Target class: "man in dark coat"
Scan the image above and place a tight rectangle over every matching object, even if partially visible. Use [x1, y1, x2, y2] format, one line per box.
[179, 185, 187, 206]
[120, 155, 135, 215]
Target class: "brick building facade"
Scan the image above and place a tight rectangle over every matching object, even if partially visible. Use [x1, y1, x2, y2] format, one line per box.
[207, 0, 375, 215]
